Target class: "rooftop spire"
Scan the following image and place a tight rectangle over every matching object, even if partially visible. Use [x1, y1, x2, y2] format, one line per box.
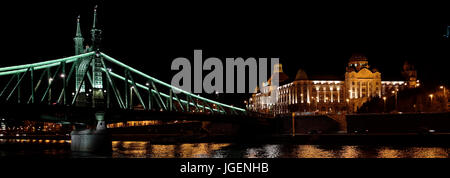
[74, 15, 84, 55]
[90, 5, 102, 51]
[75, 15, 82, 37]
[92, 5, 98, 29]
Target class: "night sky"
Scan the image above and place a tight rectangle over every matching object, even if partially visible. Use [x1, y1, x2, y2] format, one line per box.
[1, 1, 449, 105]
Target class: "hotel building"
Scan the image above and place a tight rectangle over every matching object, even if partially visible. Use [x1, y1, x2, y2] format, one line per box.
[248, 54, 418, 115]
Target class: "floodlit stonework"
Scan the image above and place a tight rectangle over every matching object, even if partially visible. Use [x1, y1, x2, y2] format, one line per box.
[248, 54, 418, 115]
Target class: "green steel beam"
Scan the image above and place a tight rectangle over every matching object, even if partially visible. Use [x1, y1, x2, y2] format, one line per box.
[57, 61, 77, 104]
[6, 68, 30, 102]
[71, 58, 93, 106]
[169, 89, 173, 111]
[172, 91, 185, 112]
[40, 65, 61, 103]
[62, 62, 66, 105]
[203, 100, 214, 113]
[124, 70, 129, 109]
[47, 68, 51, 103]
[127, 70, 146, 110]
[86, 72, 94, 88]
[106, 78, 111, 108]
[103, 69, 223, 113]
[0, 52, 94, 72]
[0, 62, 61, 76]
[150, 81, 167, 110]
[17, 73, 21, 103]
[185, 95, 190, 111]
[100, 58, 125, 109]
[150, 88, 163, 110]
[147, 82, 152, 110]
[27, 69, 48, 104]
[192, 96, 200, 112]
[186, 95, 198, 112]
[100, 52, 245, 113]
[0, 74, 17, 97]
[0, 51, 231, 114]
[217, 104, 227, 114]
[30, 67, 35, 103]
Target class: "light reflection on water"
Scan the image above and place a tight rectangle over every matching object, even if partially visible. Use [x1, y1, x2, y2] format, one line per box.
[1, 139, 450, 158]
[112, 141, 231, 158]
[111, 141, 450, 158]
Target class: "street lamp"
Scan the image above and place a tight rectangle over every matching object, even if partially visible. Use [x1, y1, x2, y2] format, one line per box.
[382, 96, 387, 113]
[429, 94, 434, 104]
[316, 96, 319, 112]
[346, 98, 350, 113]
[291, 112, 295, 137]
[392, 90, 398, 110]
[215, 90, 220, 100]
[440, 86, 447, 98]
[130, 86, 134, 109]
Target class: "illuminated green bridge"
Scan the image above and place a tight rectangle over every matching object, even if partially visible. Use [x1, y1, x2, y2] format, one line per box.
[0, 7, 246, 124]
[0, 52, 245, 112]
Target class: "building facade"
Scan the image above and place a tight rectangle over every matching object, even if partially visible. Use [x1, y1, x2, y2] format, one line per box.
[248, 54, 417, 115]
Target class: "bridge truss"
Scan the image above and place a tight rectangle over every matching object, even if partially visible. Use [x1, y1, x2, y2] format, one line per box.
[0, 51, 246, 115]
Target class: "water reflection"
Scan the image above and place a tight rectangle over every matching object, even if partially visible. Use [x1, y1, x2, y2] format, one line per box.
[341, 146, 360, 158]
[112, 141, 231, 158]
[1, 139, 450, 158]
[377, 147, 401, 158]
[409, 147, 449, 158]
[111, 142, 450, 158]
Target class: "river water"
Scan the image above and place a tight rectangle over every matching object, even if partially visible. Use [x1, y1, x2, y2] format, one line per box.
[1, 139, 450, 158]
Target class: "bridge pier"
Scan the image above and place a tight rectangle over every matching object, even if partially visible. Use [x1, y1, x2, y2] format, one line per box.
[70, 112, 111, 152]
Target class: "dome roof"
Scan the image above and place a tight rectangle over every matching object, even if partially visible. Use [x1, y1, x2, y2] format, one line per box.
[267, 72, 289, 85]
[349, 53, 368, 62]
[267, 63, 289, 85]
[295, 69, 308, 80]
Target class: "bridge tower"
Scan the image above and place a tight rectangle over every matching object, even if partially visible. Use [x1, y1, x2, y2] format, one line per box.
[90, 5, 104, 107]
[74, 16, 84, 55]
[74, 6, 104, 107]
[74, 15, 88, 106]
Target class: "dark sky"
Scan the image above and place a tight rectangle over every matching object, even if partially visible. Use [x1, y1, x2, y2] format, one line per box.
[1, 1, 449, 105]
